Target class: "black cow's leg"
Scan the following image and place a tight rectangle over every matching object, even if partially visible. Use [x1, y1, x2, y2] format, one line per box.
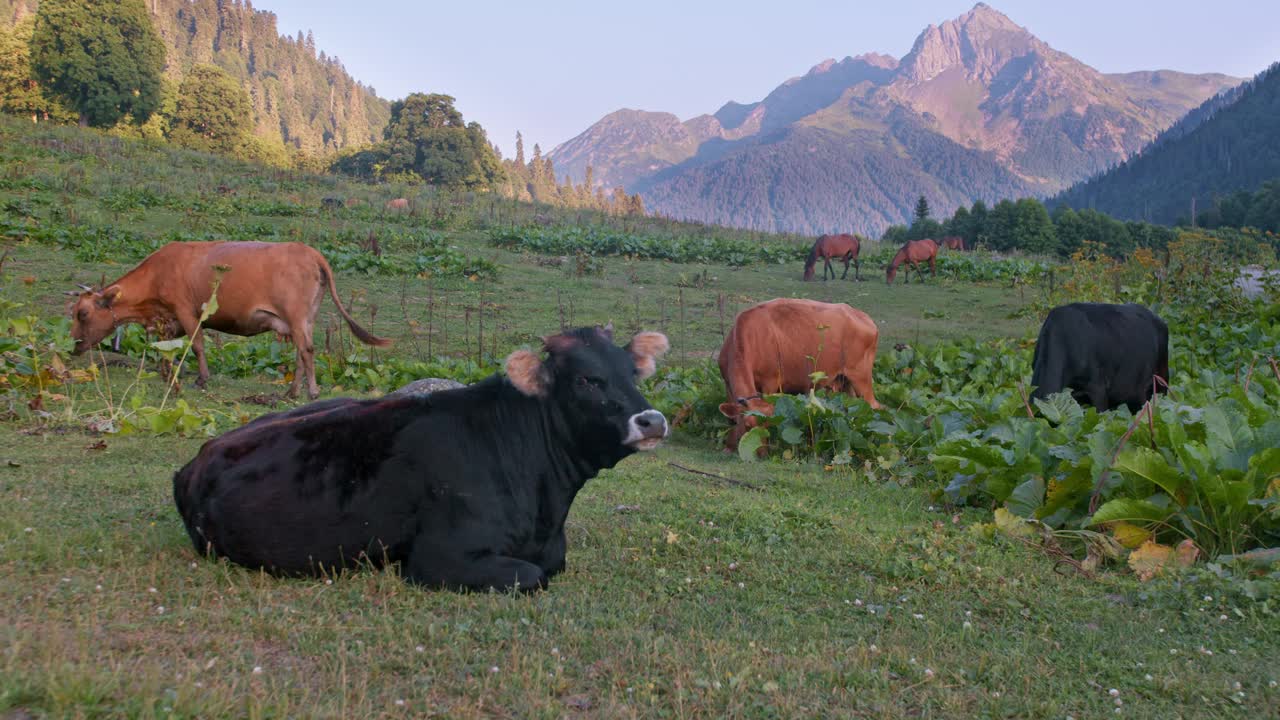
[403, 541, 547, 593]
[1086, 382, 1109, 412]
[538, 531, 568, 577]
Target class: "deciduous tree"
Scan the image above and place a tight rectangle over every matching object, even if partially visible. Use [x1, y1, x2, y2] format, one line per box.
[30, 0, 166, 127]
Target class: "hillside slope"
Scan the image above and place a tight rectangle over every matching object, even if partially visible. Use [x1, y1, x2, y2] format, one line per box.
[1054, 63, 1280, 223]
[2, 0, 389, 155]
[551, 3, 1240, 235]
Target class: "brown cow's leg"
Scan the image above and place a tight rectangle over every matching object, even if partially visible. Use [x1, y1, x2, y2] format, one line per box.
[298, 326, 319, 400]
[175, 312, 209, 389]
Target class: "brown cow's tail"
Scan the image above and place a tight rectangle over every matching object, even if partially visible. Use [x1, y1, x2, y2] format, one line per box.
[319, 257, 393, 347]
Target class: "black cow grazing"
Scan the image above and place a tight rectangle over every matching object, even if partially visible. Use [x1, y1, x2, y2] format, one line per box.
[173, 325, 670, 592]
[1031, 303, 1169, 414]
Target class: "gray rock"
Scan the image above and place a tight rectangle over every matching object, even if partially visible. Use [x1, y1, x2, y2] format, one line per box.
[388, 378, 465, 397]
[1235, 265, 1280, 300]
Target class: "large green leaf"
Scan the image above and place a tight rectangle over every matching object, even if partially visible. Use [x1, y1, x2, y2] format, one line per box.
[1203, 403, 1255, 471]
[1006, 476, 1045, 518]
[1033, 391, 1083, 425]
[737, 427, 768, 463]
[1245, 448, 1280, 490]
[1114, 446, 1185, 500]
[1089, 498, 1173, 526]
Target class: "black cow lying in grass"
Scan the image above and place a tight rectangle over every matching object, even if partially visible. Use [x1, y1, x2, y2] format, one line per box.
[1031, 302, 1169, 414]
[173, 325, 670, 592]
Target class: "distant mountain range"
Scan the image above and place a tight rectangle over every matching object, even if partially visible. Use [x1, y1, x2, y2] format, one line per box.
[2, 0, 389, 155]
[1053, 63, 1280, 224]
[550, 3, 1241, 235]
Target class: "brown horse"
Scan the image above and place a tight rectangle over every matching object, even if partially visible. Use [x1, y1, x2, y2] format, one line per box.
[939, 236, 967, 251]
[886, 239, 939, 285]
[803, 233, 863, 281]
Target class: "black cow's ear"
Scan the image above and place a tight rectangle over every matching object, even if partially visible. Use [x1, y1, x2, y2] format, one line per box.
[599, 321, 614, 342]
[506, 349, 550, 397]
[627, 331, 669, 380]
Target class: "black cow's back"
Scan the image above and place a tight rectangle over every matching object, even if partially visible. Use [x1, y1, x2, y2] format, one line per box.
[1031, 303, 1168, 414]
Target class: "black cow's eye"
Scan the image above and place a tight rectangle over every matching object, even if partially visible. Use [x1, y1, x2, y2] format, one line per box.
[577, 376, 605, 389]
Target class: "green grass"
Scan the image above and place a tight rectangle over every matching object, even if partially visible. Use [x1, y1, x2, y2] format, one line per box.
[2, 118, 1277, 718]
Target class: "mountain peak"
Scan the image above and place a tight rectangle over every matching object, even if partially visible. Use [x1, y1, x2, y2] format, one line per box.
[899, 3, 1039, 83]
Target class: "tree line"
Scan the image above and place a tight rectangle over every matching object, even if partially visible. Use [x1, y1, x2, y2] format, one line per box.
[880, 194, 1280, 259]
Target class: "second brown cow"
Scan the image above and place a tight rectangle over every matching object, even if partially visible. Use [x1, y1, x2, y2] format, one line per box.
[718, 298, 881, 452]
[68, 241, 391, 399]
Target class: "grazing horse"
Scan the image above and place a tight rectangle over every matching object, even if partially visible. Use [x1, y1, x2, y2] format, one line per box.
[803, 233, 863, 281]
[886, 239, 939, 285]
[939, 236, 967, 251]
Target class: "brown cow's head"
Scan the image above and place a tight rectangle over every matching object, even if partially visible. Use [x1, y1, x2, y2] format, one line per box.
[719, 396, 775, 455]
[885, 265, 897, 285]
[68, 286, 122, 355]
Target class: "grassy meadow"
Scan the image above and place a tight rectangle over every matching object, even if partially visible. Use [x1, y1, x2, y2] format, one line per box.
[1, 119, 1277, 718]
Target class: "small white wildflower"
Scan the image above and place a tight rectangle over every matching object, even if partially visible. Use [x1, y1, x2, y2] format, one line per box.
[1219, 615, 1228, 621]
[1270, 680, 1277, 688]
[1114, 709, 1122, 715]
[1233, 681, 1242, 690]
[909, 657, 917, 664]
[1144, 674, 1153, 681]
[190, 562, 197, 569]
[1114, 698, 1123, 707]
[23, 527, 33, 533]
[924, 668, 935, 679]
[868, 608, 876, 614]
[869, 644, 878, 652]
[61, 577, 71, 583]
[1203, 595, 1213, 602]
[156, 605, 165, 614]
[965, 610, 972, 617]
[854, 599, 863, 606]
[1228, 649, 1237, 655]
[394, 699, 405, 707]
[1109, 689, 1120, 697]
[551, 647, 560, 656]
[913, 613, 924, 620]
[1236, 692, 1246, 699]
[148, 587, 157, 593]
[1170, 649, 1178, 654]
[737, 582, 745, 589]
[415, 645, 425, 653]
[325, 579, 333, 585]
[963, 621, 973, 630]
[1157, 628, 1165, 633]
[728, 562, 737, 570]
[252, 666, 263, 675]
[713, 681, 722, 689]
[489, 666, 499, 674]
[95, 584, 103, 591]
[992, 691, 1001, 698]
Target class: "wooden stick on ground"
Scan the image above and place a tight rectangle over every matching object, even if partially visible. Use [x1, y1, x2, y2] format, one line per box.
[667, 462, 763, 492]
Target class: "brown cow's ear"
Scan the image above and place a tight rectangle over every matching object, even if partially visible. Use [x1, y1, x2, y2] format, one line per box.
[99, 286, 121, 308]
[718, 402, 741, 419]
[505, 349, 549, 397]
[627, 331, 669, 380]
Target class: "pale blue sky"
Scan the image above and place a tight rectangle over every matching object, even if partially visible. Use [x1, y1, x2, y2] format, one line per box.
[263, 0, 1278, 157]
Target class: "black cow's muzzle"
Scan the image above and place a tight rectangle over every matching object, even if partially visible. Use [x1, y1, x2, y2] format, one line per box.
[624, 409, 668, 451]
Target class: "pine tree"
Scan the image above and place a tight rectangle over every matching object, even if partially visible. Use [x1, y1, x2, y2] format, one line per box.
[514, 131, 524, 166]
[914, 195, 931, 223]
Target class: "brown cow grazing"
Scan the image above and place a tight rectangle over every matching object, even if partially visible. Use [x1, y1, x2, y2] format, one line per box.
[68, 242, 391, 399]
[385, 197, 409, 211]
[717, 299, 880, 453]
[939, 236, 967, 251]
[886, 239, 939, 285]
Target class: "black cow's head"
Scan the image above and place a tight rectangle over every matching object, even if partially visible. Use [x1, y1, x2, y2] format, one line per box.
[505, 325, 670, 458]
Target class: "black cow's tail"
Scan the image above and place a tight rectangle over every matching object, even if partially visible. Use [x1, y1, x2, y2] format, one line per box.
[1154, 316, 1170, 395]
